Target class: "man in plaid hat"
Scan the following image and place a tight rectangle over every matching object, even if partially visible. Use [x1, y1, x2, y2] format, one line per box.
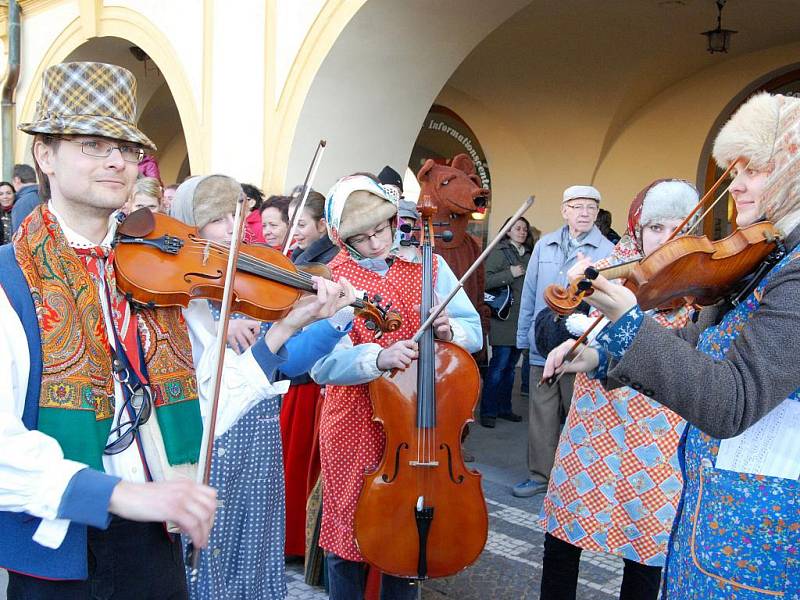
[0, 62, 353, 599]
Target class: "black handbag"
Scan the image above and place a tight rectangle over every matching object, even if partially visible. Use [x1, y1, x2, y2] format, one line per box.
[484, 247, 519, 321]
[485, 285, 512, 320]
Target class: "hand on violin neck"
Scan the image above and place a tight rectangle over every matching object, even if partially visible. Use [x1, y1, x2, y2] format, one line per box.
[566, 253, 594, 283]
[541, 339, 599, 382]
[580, 273, 637, 323]
[377, 339, 419, 371]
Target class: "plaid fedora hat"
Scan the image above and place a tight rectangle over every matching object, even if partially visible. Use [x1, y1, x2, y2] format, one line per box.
[18, 61, 156, 151]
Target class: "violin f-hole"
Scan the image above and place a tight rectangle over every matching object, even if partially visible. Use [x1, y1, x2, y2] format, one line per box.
[381, 442, 408, 483]
[440, 443, 464, 484]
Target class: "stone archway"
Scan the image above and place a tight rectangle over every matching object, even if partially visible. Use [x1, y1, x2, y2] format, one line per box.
[280, 0, 529, 193]
[15, 6, 204, 181]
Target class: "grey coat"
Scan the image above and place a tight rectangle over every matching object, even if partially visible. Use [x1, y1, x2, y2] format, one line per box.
[607, 224, 800, 440]
[485, 238, 531, 346]
[516, 225, 614, 364]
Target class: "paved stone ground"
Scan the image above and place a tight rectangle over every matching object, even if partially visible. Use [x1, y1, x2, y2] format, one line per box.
[1, 369, 627, 599]
[285, 370, 626, 599]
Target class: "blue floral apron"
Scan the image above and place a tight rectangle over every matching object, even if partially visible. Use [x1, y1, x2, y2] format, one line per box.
[664, 247, 800, 599]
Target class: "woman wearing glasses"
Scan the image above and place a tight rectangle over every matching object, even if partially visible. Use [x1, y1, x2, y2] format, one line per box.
[309, 173, 483, 599]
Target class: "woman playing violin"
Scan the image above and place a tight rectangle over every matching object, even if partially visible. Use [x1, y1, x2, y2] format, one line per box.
[170, 174, 358, 599]
[538, 179, 699, 600]
[309, 174, 482, 600]
[544, 92, 800, 598]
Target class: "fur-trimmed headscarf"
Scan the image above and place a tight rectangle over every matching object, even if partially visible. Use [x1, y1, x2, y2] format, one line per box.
[615, 179, 699, 260]
[712, 92, 800, 235]
[325, 174, 397, 258]
[633, 179, 699, 245]
[169, 174, 243, 230]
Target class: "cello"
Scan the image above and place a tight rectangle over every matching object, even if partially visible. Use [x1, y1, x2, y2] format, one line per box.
[353, 195, 534, 582]
[354, 194, 487, 581]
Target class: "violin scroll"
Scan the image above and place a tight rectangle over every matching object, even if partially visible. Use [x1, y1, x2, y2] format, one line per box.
[356, 294, 403, 339]
[543, 277, 595, 316]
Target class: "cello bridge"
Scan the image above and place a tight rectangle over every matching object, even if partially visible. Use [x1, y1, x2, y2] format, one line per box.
[409, 460, 439, 467]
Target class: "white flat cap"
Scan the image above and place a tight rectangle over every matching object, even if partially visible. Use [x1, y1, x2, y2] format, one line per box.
[563, 185, 601, 204]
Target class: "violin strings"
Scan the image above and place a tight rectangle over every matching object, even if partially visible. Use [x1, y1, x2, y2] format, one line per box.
[186, 238, 317, 290]
[182, 245, 315, 291]
[686, 177, 737, 236]
[182, 239, 367, 310]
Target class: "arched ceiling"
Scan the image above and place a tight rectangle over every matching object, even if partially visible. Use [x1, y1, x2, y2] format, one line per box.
[289, 0, 800, 199]
[446, 0, 800, 178]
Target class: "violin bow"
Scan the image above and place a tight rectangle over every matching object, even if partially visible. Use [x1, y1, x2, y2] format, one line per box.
[188, 192, 248, 582]
[413, 196, 534, 342]
[281, 139, 327, 255]
[541, 160, 738, 387]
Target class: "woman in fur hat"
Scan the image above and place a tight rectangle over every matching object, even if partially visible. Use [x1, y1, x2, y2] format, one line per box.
[538, 179, 699, 600]
[544, 92, 800, 597]
[309, 174, 482, 599]
[170, 174, 356, 600]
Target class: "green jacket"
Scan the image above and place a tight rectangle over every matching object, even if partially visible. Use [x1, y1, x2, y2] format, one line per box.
[485, 238, 531, 346]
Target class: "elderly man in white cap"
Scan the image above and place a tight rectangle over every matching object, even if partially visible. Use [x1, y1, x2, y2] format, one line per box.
[513, 185, 614, 497]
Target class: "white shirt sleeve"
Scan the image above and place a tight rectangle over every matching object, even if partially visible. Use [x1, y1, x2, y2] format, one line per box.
[0, 287, 87, 522]
[183, 300, 289, 437]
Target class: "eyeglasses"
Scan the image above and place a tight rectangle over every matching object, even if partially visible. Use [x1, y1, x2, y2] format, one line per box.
[564, 203, 599, 213]
[60, 137, 145, 164]
[347, 222, 392, 246]
[104, 371, 154, 455]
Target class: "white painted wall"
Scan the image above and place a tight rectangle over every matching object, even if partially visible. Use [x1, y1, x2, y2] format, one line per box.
[207, 0, 266, 183]
[274, 0, 325, 106]
[106, 0, 205, 112]
[285, 0, 529, 194]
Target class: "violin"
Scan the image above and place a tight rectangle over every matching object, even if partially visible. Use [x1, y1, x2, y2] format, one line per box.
[544, 221, 782, 315]
[112, 208, 402, 337]
[543, 162, 783, 316]
[353, 195, 488, 580]
[538, 163, 783, 388]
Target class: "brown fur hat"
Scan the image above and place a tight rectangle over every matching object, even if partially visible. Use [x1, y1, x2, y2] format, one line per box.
[713, 92, 800, 234]
[712, 92, 782, 171]
[170, 174, 242, 230]
[337, 190, 397, 241]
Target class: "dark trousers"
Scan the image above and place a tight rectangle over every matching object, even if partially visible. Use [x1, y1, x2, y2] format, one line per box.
[327, 554, 417, 600]
[7, 518, 188, 600]
[520, 349, 531, 392]
[480, 345, 522, 417]
[540, 532, 662, 600]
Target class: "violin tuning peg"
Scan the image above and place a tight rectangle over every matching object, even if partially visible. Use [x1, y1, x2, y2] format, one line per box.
[365, 321, 376, 331]
[577, 279, 593, 292]
[584, 266, 599, 280]
[372, 294, 382, 304]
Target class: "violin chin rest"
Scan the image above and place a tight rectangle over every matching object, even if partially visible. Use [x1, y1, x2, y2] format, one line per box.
[118, 207, 156, 238]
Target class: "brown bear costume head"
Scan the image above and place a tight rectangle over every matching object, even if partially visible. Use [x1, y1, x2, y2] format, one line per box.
[417, 153, 490, 248]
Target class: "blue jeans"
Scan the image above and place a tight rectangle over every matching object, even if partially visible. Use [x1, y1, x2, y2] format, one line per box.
[327, 554, 418, 600]
[480, 345, 522, 417]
